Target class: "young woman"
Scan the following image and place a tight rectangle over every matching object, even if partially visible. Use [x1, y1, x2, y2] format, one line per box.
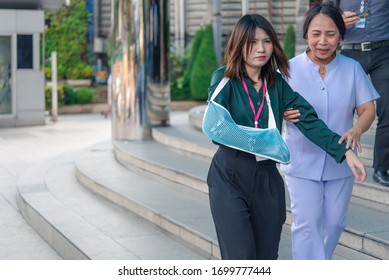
[282, 2, 378, 259]
[204, 13, 366, 260]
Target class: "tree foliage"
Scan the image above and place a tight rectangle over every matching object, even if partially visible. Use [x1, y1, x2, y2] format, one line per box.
[45, 0, 90, 79]
[283, 25, 296, 59]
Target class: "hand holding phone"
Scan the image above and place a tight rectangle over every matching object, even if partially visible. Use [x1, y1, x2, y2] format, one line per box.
[342, 11, 361, 28]
[357, 11, 371, 18]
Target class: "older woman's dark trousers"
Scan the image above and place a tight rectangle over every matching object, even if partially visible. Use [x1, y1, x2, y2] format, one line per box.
[207, 146, 286, 260]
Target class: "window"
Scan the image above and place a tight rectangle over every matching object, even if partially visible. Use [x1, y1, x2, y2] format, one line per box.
[17, 34, 33, 69]
[0, 36, 12, 114]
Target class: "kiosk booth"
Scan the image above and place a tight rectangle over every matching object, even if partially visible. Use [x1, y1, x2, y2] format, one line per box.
[0, 0, 64, 126]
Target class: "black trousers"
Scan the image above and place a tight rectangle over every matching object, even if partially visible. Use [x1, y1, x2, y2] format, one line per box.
[207, 146, 286, 260]
[341, 44, 389, 171]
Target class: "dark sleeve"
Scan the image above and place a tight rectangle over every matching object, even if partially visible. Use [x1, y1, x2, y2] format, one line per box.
[280, 76, 348, 163]
[207, 66, 231, 112]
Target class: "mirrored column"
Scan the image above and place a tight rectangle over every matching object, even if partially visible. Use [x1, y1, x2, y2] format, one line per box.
[111, 0, 170, 141]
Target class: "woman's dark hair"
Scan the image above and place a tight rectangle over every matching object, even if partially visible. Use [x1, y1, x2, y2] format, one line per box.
[303, 1, 346, 40]
[224, 14, 289, 87]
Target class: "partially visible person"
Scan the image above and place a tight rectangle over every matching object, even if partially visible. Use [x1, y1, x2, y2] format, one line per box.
[309, 0, 322, 8]
[103, 74, 112, 118]
[204, 13, 366, 260]
[282, 2, 379, 260]
[323, 0, 389, 186]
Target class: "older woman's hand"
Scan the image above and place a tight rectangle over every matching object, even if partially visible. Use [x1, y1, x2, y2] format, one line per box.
[283, 108, 300, 123]
[339, 126, 363, 153]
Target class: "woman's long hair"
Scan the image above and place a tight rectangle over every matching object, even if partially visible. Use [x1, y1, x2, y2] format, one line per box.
[223, 14, 289, 87]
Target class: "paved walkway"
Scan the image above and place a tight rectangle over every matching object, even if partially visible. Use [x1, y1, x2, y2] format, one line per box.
[0, 114, 111, 259]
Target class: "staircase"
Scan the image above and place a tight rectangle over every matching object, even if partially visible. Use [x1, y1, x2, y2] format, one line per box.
[16, 108, 389, 260]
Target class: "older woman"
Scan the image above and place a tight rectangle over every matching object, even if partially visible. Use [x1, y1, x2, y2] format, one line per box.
[282, 2, 378, 259]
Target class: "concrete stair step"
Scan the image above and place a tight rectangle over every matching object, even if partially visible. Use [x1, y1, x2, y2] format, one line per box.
[109, 136, 386, 259]
[77, 143, 220, 259]
[139, 111, 388, 259]
[154, 117, 388, 227]
[76, 141, 377, 260]
[16, 148, 207, 260]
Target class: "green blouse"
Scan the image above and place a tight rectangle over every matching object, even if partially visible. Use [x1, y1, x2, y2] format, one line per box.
[207, 66, 348, 163]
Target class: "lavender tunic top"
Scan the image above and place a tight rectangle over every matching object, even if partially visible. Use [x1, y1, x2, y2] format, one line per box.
[281, 51, 379, 181]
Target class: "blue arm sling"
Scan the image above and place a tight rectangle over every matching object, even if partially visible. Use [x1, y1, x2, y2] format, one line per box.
[202, 77, 290, 164]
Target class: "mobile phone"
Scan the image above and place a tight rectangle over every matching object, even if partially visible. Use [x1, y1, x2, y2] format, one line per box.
[357, 11, 371, 18]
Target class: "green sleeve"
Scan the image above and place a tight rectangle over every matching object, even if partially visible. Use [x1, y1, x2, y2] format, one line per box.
[207, 66, 231, 112]
[279, 75, 348, 163]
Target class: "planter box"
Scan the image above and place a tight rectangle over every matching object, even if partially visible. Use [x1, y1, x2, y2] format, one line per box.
[65, 79, 92, 86]
[56, 101, 204, 115]
[46, 79, 92, 87]
[170, 101, 205, 111]
[58, 103, 107, 114]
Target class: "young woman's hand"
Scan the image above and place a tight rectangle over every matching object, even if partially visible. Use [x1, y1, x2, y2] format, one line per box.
[283, 108, 300, 123]
[345, 150, 366, 182]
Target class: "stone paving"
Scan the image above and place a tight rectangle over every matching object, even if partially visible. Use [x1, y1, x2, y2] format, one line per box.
[0, 114, 111, 259]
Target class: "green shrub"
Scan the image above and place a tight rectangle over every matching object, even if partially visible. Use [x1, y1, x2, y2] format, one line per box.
[45, 85, 65, 110]
[45, 65, 66, 80]
[170, 26, 208, 101]
[45, 67, 51, 80]
[284, 25, 296, 59]
[63, 85, 77, 105]
[74, 87, 95, 104]
[190, 24, 217, 100]
[170, 46, 191, 100]
[190, 26, 205, 70]
[69, 64, 94, 79]
[45, 84, 96, 108]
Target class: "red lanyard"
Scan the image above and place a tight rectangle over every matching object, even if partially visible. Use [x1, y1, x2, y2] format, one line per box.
[241, 78, 266, 128]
